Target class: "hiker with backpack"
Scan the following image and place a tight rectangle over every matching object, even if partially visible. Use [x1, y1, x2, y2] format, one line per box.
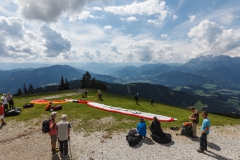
[189, 107, 199, 138]
[57, 114, 71, 157]
[150, 96, 154, 106]
[134, 93, 139, 105]
[49, 112, 59, 153]
[0, 103, 7, 126]
[197, 111, 210, 153]
[137, 118, 146, 138]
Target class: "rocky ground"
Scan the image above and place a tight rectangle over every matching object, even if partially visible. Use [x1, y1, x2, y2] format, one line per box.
[0, 121, 239, 160]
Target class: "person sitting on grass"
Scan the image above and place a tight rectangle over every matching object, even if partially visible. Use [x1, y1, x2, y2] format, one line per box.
[0, 103, 6, 126]
[137, 118, 146, 138]
[150, 116, 163, 135]
[45, 102, 52, 111]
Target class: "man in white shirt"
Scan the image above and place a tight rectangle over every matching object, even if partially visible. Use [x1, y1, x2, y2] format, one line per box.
[1, 94, 8, 111]
[57, 114, 71, 156]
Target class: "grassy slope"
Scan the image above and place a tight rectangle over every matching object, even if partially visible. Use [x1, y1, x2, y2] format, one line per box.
[9, 89, 240, 133]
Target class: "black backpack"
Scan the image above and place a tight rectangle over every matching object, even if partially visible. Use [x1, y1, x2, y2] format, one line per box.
[42, 119, 50, 133]
[181, 124, 193, 137]
[126, 129, 140, 146]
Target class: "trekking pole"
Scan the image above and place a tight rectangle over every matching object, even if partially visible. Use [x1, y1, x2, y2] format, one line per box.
[69, 139, 72, 160]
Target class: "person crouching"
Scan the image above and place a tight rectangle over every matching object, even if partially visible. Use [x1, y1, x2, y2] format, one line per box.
[137, 118, 146, 138]
[57, 114, 71, 156]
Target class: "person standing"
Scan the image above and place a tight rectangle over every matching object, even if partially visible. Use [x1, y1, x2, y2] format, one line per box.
[189, 107, 199, 138]
[197, 111, 210, 153]
[150, 96, 154, 106]
[134, 93, 139, 105]
[49, 112, 58, 153]
[137, 118, 146, 138]
[7, 92, 14, 110]
[1, 94, 8, 111]
[57, 114, 71, 156]
[0, 103, 6, 126]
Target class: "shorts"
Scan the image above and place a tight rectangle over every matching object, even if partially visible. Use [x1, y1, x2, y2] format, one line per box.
[50, 134, 57, 142]
[0, 115, 4, 119]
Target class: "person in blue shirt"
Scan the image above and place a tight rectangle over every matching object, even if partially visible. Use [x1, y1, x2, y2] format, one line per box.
[137, 118, 146, 138]
[197, 111, 210, 153]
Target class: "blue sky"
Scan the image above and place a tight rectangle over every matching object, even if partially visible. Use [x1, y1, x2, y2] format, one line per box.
[1, 0, 240, 66]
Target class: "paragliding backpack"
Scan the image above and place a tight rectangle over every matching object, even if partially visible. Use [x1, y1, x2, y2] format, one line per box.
[41, 119, 51, 133]
[126, 129, 141, 146]
[181, 121, 193, 137]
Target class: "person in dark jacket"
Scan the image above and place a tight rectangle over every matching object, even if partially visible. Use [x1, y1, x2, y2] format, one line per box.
[150, 116, 163, 135]
[137, 118, 146, 138]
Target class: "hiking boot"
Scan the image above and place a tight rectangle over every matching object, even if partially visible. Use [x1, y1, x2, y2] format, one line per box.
[2, 122, 7, 125]
[197, 149, 204, 153]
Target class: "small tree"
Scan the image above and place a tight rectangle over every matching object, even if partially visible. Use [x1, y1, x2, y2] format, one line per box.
[81, 71, 92, 88]
[22, 83, 27, 94]
[65, 78, 69, 90]
[17, 88, 22, 95]
[58, 76, 65, 91]
[91, 77, 97, 88]
[28, 83, 34, 94]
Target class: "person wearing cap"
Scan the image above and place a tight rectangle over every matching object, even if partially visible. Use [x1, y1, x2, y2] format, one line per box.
[137, 118, 146, 138]
[45, 101, 52, 111]
[49, 112, 58, 153]
[0, 102, 6, 126]
[57, 114, 71, 156]
[1, 94, 8, 111]
[7, 92, 14, 110]
[189, 107, 199, 138]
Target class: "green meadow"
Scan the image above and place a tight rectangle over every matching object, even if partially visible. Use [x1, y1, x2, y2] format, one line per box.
[8, 89, 240, 133]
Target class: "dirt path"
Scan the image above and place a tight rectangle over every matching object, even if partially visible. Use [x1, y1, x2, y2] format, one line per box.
[0, 121, 240, 160]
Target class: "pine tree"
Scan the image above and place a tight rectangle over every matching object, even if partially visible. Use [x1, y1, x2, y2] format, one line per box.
[17, 88, 22, 95]
[65, 78, 69, 90]
[58, 76, 65, 91]
[81, 71, 92, 88]
[28, 83, 34, 94]
[22, 83, 27, 94]
[91, 77, 97, 88]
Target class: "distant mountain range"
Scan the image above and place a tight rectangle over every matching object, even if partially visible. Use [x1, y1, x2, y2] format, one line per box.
[101, 55, 240, 90]
[0, 65, 123, 93]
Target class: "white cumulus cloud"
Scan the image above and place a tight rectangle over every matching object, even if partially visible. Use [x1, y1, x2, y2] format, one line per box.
[40, 24, 72, 57]
[104, 25, 112, 29]
[188, 20, 240, 57]
[161, 34, 168, 38]
[104, 0, 169, 25]
[17, 0, 93, 22]
[172, 15, 178, 20]
[189, 15, 196, 22]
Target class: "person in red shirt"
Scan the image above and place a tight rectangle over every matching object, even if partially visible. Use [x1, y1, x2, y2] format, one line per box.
[49, 112, 58, 153]
[45, 102, 52, 111]
[0, 103, 6, 126]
